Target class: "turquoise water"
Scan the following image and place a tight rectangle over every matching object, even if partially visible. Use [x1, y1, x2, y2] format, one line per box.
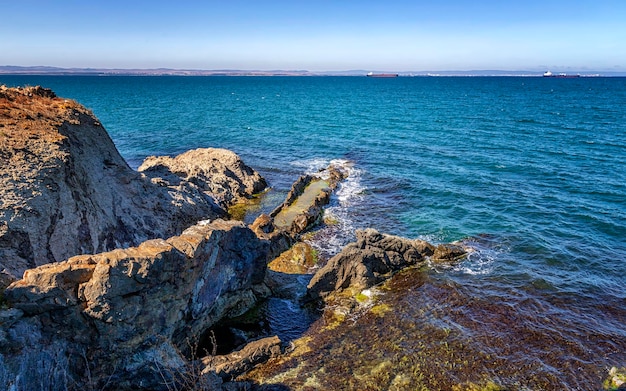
[3, 75, 625, 388]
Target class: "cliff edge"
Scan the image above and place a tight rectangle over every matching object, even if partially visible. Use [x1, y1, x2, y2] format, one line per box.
[0, 85, 266, 277]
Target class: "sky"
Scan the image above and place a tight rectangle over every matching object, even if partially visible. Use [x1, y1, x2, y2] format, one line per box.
[1, 0, 625, 72]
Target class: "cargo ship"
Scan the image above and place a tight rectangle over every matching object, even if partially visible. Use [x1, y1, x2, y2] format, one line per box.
[366, 72, 399, 78]
[543, 71, 580, 78]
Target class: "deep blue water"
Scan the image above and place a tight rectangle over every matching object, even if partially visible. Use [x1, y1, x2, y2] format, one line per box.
[2, 75, 625, 388]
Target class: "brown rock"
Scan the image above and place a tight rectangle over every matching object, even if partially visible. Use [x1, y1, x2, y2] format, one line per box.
[268, 242, 318, 274]
[307, 229, 441, 300]
[201, 335, 283, 380]
[2, 219, 270, 389]
[432, 243, 467, 262]
[0, 86, 266, 277]
[139, 148, 267, 210]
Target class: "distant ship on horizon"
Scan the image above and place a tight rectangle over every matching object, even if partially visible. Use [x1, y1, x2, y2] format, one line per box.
[366, 72, 399, 78]
[543, 70, 580, 78]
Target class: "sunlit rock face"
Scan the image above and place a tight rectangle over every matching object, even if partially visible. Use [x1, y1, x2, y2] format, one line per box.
[0, 86, 266, 277]
[3, 219, 270, 389]
[306, 228, 470, 300]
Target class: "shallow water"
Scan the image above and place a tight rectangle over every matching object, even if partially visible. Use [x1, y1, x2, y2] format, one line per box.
[246, 266, 626, 390]
[2, 75, 625, 389]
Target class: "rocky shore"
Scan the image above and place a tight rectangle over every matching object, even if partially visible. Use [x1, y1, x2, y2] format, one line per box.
[0, 86, 265, 278]
[0, 86, 470, 390]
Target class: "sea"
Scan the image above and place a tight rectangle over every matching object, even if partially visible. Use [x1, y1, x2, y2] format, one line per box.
[2, 75, 625, 390]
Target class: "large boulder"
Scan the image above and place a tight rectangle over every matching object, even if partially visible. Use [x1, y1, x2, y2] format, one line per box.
[307, 229, 441, 300]
[2, 219, 270, 389]
[0, 86, 266, 277]
[139, 148, 267, 210]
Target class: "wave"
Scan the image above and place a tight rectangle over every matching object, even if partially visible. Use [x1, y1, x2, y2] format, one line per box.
[449, 234, 511, 276]
[292, 158, 366, 261]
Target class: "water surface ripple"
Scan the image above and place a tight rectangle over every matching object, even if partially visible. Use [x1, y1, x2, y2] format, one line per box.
[2, 75, 625, 389]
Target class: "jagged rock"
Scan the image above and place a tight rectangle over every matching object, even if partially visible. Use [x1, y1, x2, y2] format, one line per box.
[139, 148, 267, 210]
[3, 219, 270, 389]
[0, 86, 266, 277]
[270, 175, 331, 235]
[269, 164, 348, 237]
[251, 213, 294, 261]
[252, 164, 348, 259]
[306, 229, 444, 300]
[272, 174, 316, 213]
[201, 335, 283, 380]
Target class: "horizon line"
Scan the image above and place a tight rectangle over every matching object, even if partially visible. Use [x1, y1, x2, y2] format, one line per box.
[1, 65, 625, 77]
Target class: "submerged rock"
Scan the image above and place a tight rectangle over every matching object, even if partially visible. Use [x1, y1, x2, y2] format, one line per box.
[432, 243, 468, 262]
[267, 242, 319, 274]
[0, 86, 266, 277]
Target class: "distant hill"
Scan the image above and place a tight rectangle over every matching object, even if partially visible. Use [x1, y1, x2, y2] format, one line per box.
[0, 66, 315, 76]
[1, 65, 624, 77]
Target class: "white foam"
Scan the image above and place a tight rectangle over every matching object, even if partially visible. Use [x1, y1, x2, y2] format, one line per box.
[450, 239, 506, 275]
[296, 158, 367, 258]
[289, 157, 329, 174]
[454, 252, 495, 275]
[335, 165, 365, 207]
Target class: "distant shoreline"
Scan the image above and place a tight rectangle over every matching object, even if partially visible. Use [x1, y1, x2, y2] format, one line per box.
[1, 66, 625, 77]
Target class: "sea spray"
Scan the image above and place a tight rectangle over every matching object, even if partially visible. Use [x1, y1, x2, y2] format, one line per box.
[290, 158, 366, 262]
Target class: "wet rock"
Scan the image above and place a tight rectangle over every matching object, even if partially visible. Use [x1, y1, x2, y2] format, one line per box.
[252, 164, 348, 259]
[270, 176, 331, 236]
[272, 174, 316, 213]
[264, 270, 312, 300]
[307, 229, 442, 300]
[0, 86, 266, 277]
[202, 335, 283, 381]
[267, 242, 318, 274]
[251, 214, 294, 261]
[432, 243, 467, 262]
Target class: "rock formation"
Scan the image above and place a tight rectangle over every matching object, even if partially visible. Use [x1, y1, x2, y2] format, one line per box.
[139, 147, 267, 210]
[0, 86, 266, 277]
[2, 219, 269, 389]
[0, 85, 472, 390]
[251, 164, 348, 260]
[306, 228, 468, 300]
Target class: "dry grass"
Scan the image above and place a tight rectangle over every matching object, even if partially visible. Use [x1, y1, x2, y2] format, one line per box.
[155, 336, 222, 391]
[0, 85, 88, 151]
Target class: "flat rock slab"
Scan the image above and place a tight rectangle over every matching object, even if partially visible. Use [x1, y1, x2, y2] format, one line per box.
[272, 179, 330, 230]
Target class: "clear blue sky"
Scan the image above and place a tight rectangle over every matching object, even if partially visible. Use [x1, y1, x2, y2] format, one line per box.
[1, 0, 625, 72]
